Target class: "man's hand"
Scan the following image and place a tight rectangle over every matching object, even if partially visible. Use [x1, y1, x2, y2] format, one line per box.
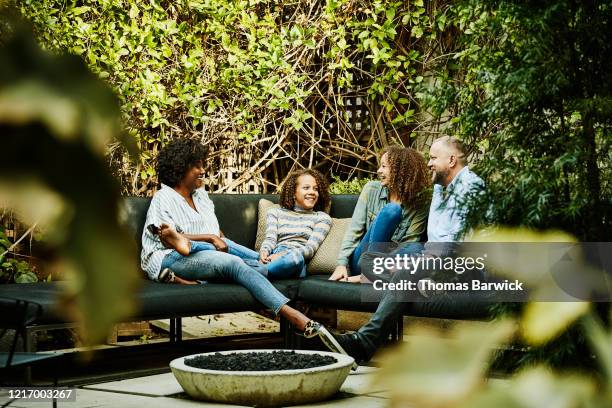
[211, 236, 228, 252]
[329, 265, 349, 281]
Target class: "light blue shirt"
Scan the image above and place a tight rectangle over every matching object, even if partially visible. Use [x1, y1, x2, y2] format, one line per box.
[427, 166, 484, 242]
[141, 184, 220, 281]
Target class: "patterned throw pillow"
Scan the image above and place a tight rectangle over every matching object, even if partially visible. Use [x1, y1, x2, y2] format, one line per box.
[255, 199, 350, 275]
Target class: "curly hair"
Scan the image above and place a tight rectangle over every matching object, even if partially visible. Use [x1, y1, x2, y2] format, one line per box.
[381, 146, 431, 208]
[157, 138, 209, 187]
[279, 169, 331, 212]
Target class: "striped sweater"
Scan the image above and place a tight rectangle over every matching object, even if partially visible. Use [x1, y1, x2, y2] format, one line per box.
[260, 207, 332, 260]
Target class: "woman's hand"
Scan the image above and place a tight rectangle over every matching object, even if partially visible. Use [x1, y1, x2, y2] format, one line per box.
[347, 275, 362, 283]
[211, 236, 228, 252]
[329, 265, 348, 281]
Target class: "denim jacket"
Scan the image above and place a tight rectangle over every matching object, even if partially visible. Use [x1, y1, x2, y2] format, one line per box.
[336, 181, 429, 266]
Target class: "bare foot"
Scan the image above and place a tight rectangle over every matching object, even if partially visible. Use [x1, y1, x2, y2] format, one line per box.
[174, 275, 198, 285]
[159, 224, 191, 256]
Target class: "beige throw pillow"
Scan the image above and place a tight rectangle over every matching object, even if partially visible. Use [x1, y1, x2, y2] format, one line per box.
[307, 217, 351, 275]
[255, 199, 280, 251]
[255, 198, 350, 275]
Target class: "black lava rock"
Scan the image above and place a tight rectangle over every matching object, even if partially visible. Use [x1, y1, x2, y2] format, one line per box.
[185, 351, 337, 371]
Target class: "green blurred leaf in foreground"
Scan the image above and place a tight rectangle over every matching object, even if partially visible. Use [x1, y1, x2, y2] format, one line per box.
[467, 228, 577, 288]
[459, 367, 596, 408]
[468, 227, 605, 345]
[522, 302, 590, 347]
[0, 16, 140, 345]
[371, 320, 515, 407]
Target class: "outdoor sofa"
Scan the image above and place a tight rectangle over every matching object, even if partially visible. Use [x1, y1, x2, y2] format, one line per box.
[0, 194, 493, 352]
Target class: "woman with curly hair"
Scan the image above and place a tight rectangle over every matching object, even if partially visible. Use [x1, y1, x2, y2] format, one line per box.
[141, 139, 343, 350]
[258, 169, 332, 279]
[329, 146, 430, 282]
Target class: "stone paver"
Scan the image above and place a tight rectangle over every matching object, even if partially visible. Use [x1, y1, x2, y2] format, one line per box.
[339, 366, 387, 396]
[295, 395, 389, 407]
[151, 312, 278, 339]
[83, 372, 182, 396]
[3, 365, 390, 408]
[6, 389, 159, 408]
[5, 388, 248, 408]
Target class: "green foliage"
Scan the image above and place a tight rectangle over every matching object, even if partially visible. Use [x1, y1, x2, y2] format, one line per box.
[1, 259, 37, 283]
[423, 0, 612, 371]
[19, 0, 444, 194]
[423, 0, 611, 240]
[329, 175, 372, 195]
[0, 227, 38, 283]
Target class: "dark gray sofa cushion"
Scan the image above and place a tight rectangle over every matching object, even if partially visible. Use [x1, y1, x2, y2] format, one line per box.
[0, 283, 66, 325]
[297, 276, 494, 319]
[0, 280, 302, 325]
[134, 279, 301, 320]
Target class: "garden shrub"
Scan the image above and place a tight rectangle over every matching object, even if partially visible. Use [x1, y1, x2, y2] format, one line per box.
[19, 0, 449, 194]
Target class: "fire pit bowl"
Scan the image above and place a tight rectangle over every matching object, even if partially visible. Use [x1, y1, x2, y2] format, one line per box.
[170, 349, 354, 406]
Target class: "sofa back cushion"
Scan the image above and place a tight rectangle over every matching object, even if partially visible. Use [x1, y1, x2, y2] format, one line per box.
[119, 196, 152, 254]
[211, 194, 279, 248]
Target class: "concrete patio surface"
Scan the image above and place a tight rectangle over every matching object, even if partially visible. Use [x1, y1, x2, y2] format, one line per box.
[4, 366, 392, 408]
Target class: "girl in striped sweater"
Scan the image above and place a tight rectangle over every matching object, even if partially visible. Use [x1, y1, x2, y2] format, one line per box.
[259, 169, 332, 279]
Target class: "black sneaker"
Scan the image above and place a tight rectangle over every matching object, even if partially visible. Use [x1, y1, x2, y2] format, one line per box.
[334, 332, 373, 364]
[417, 278, 445, 298]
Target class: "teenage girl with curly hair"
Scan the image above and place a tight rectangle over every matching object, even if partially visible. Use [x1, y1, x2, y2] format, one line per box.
[330, 146, 431, 282]
[259, 169, 332, 279]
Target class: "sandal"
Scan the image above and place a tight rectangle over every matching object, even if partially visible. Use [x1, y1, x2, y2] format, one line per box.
[303, 320, 358, 370]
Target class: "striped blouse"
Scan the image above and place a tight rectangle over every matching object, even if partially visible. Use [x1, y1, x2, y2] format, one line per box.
[141, 184, 220, 281]
[260, 207, 332, 260]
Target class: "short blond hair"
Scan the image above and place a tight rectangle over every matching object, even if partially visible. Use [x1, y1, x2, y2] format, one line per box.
[432, 135, 467, 165]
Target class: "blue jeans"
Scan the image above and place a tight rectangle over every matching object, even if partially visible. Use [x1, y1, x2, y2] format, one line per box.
[222, 241, 305, 280]
[163, 239, 305, 281]
[162, 238, 269, 275]
[191, 239, 270, 276]
[349, 203, 402, 276]
[160, 241, 289, 314]
[265, 246, 306, 280]
[393, 242, 425, 258]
